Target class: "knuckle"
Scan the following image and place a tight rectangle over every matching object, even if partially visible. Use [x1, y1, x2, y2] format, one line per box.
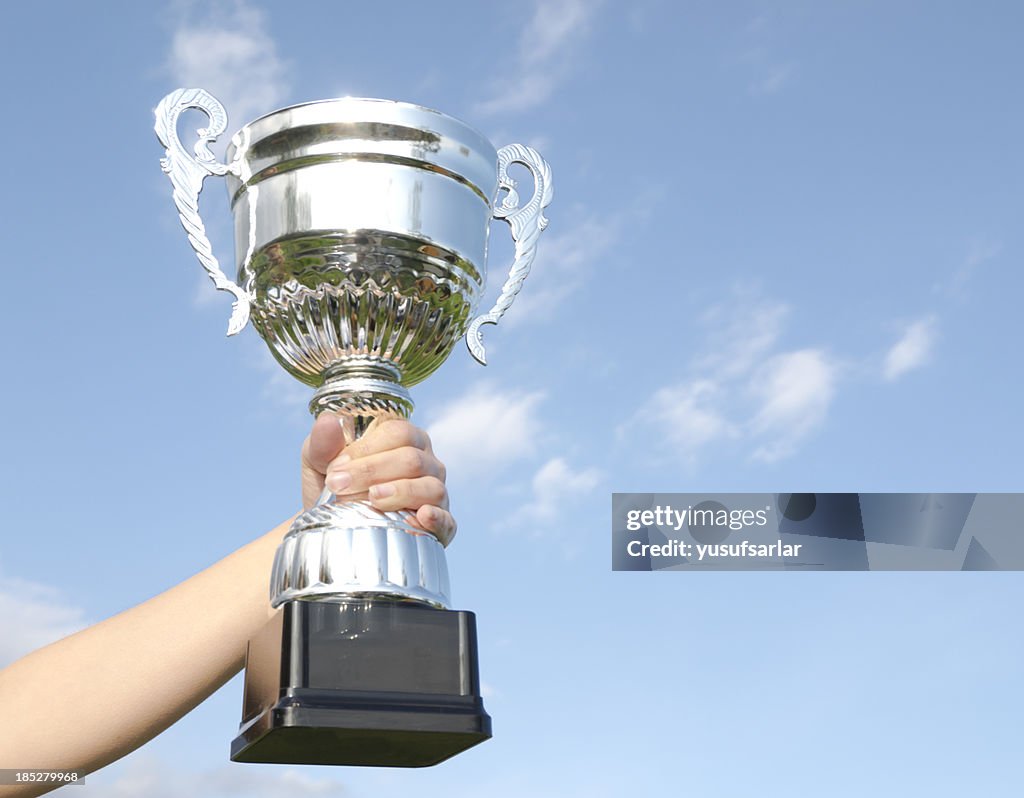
[343, 439, 367, 459]
[421, 476, 447, 505]
[401, 447, 426, 474]
[393, 419, 429, 450]
[356, 460, 378, 482]
[377, 417, 402, 434]
[383, 418, 415, 443]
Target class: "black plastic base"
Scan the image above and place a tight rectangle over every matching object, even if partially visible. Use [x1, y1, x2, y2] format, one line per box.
[230, 600, 491, 767]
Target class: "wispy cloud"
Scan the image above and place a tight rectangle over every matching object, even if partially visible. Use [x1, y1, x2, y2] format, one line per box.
[749, 349, 838, 462]
[167, 1, 290, 326]
[622, 287, 840, 466]
[883, 316, 938, 381]
[885, 239, 994, 383]
[641, 380, 738, 466]
[168, 0, 289, 127]
[515, 457, 602, 524]
[945, 239, 1001, 296]
[749, 62, 796, 95]
[428, 385, 601, 536]
[475, 0, 602, 115]
[695, 293, 789, 379]
[735, 14, 797, 97]
[427, 382, 545, 474]
[0, 574, 89, 667]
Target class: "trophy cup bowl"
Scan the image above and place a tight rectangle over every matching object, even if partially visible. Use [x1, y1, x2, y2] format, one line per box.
[155, 88, 552, 767]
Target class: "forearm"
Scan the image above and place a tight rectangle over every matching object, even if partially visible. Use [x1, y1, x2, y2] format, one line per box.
[0, 517, 293, 795]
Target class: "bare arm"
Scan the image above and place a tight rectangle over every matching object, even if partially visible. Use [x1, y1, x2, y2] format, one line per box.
[0, 518, 292, 791]
[0, 416, 453, 796]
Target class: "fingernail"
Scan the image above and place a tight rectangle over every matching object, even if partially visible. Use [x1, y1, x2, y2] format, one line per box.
[326, 472, 352, 493]
[369, 484, 395, 500]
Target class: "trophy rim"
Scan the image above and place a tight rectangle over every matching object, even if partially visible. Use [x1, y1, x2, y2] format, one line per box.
[226, 96, 497, 162]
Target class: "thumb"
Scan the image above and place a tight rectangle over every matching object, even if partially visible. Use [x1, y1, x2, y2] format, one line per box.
[303, 413, 348, 475]
[301, 413, 348, 508]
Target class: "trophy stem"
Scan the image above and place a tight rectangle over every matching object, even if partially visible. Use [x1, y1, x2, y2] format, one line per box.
[268, 355, 451, 609]
[308, 357, 414, 420]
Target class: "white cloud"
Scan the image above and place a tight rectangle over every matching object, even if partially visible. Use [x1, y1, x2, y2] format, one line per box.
[475, 0, 601, 115]
[427, 383, 545, 474]
[168, 1, 288, 128]
[622, 288, 840, 466]
[167, 1, 289, 326]
[639, 380, 737, 461]
[883, 317, 938, 381]
[0, 575, 89, 667]
[695, 294, 789, 379]
[524, 0, 593, 65]
[516, 457, 602, 523]
[749, 349, 838, 462]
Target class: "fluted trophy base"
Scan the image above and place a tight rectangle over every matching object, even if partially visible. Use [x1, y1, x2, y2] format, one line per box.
[241, 456, 484, 767]
[270, 499, 452, 609]
[231, 600, 491, 766]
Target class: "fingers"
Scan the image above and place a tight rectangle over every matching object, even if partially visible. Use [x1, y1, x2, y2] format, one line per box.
[325, 446, 445, 496]
[367, 475, 448, 512]
[305, 416, 456, 544]
[415, 505, 458, 547]
[342, 419, 438, 469]
[323, 418, 446, 497]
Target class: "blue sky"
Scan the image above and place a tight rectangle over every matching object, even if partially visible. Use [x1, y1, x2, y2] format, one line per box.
[0, 1, 1022, 795]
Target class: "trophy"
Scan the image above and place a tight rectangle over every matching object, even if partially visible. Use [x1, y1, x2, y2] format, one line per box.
[155, 88, 552, 767]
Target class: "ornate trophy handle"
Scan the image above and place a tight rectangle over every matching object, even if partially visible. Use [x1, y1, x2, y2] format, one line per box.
[154, 88, 251, 336]
[466, 144, 554, 365]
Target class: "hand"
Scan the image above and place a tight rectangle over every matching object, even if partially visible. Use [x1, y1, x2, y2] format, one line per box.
[300, 414, 456, 545]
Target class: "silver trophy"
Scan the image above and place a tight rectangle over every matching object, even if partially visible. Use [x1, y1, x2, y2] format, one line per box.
[155, 88, 551, 767]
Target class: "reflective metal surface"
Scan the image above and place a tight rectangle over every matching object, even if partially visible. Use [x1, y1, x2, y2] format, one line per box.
[156, 88, 553, 606]
[155, 89, 249, 335]
[270, 501, 451, 608]
[467, 143, 552, 365]
[225, 97, 496, 391]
